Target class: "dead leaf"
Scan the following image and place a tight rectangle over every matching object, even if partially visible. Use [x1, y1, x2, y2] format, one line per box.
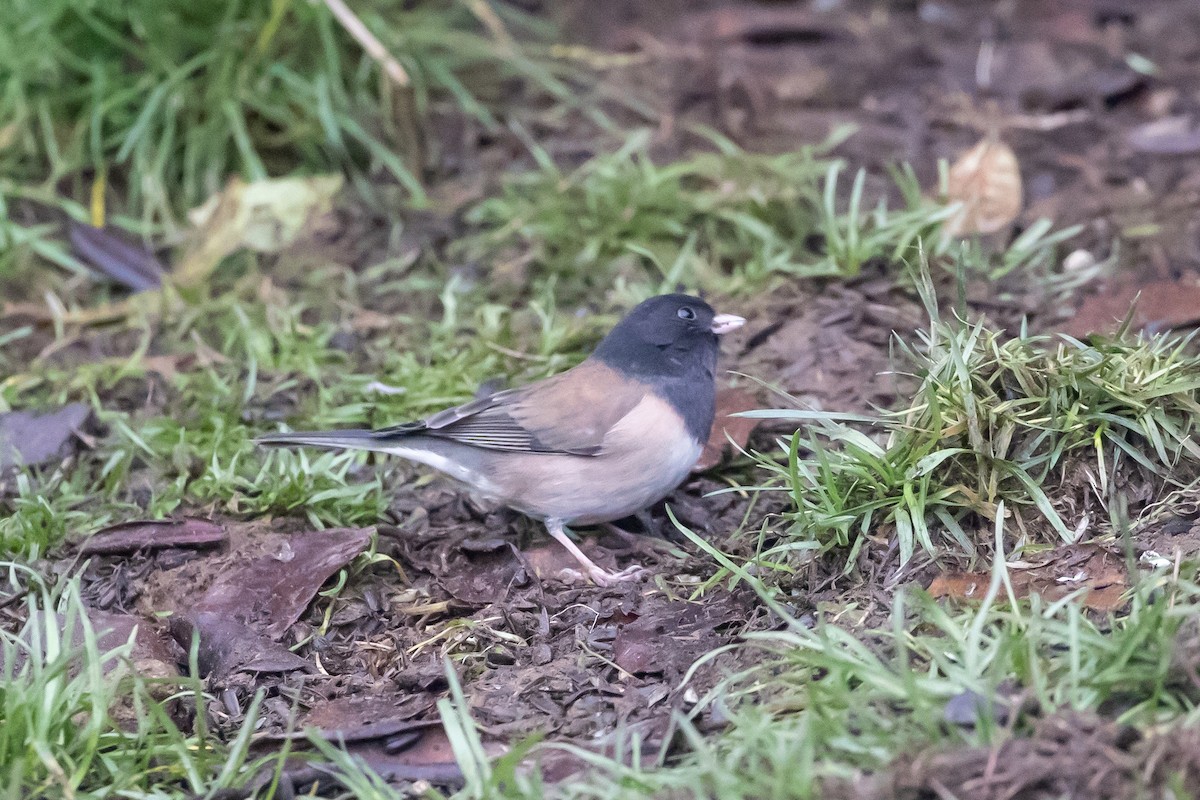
[152, 526, 371, 680]
[288, 694, 437, 736]
[251, 698, 504, 789]
[0, 121, 17, 151]
[169, 612, 311, 680]
[523, 540, 599, 584]
[0, 295, 158, 327]
[191, 527, 372, 638]
[175, 174, 343, 288]
[137, 353, 194, 381]
[0, 609, 180, 682]
[926, 572, 990, 600]
[1062, 276, 1200, 337]
[673, 6, 841, 45]
[350, 308, 397, 332]
[928, 544, 1127, 612]
[68, 222, 165, 292]
[295, 717, 484, 784]
[942, 137, 1023, 237]
[0, 403, 92, 470]
[80, 518, 226, 556]
[693, 386, 761, 471]
[612, 601, 744, 680]
[943, 681, 1024, 728]
[264, 719, 483, 789]
[612, 614, 663, 675]
[1128, 116, 1200, 156]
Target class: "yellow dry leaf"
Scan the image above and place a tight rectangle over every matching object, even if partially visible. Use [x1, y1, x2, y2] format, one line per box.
[175, 174, 343, 288]
[0, 122, 19, 151]
[942, 137, 1023, 237]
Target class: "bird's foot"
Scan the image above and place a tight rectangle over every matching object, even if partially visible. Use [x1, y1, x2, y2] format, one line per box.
[560, 562, 648, 587]
[547, 521, 650, 587]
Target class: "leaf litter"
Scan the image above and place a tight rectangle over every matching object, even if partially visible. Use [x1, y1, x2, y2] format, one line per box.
[62, 500, 766, 786]
[928, 543, 1129, 612]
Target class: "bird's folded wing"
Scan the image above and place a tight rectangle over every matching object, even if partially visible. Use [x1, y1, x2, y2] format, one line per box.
[375, 362, 646, 455]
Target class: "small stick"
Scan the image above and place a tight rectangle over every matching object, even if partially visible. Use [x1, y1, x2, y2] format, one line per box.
[321, 0, 410, 88]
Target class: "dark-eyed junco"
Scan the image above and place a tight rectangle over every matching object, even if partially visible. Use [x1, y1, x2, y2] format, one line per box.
[257, 294, 745, 585]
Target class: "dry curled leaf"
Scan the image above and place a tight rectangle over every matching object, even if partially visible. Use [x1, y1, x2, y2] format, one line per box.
[0, 403, 92, 470]
[942, 137, 1023, 237]
[928, 544, 1127, 612]
[175, 174, 343, 288]
[80, 518, 226, 556]
[68, 222, 165, 292]
[693, 386, 761, 471]
[1127, 116, 1200, 156]
[1062, 275, 1200, 337]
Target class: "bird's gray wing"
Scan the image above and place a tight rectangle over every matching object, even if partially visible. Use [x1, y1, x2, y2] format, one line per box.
[375, 361, 647, 456]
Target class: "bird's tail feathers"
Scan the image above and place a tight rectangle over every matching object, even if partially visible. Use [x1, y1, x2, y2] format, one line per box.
[256, 428, 485, 488]
[255, 429, 398, 454]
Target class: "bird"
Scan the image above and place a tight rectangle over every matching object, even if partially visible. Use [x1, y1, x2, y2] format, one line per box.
[256, 294, 745, 586]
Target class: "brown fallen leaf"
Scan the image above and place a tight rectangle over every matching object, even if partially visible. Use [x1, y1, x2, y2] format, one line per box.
[0, 292, 162, 327]
[521, 539, 617, 585]
[672, 6, 843, 45]
[612, 600, 745, 679]
[1062, 277, 1200, 338]
[80, 518, 226, 556]
[693, 386, 761, 472]
[169, 612, 311, 680]
[139, 354, 192, 381]
[0, 403, 93, 470]
[350, 308, 397, 332]
[257, 716, 490, 790]
[175, 174, 343, 289]
[284, 695, 437, 736]
[1128, 116, 1200, 156]
[192, 527, 373, 639]
[68, 221, 165, 292]
[928, 544, 1127, 612]
[942, 137, 1023, 237]
[926, 572, 990, 601]
[0, 609, 180, 683]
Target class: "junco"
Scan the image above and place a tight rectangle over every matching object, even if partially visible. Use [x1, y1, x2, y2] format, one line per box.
[257, 294, 745, 585]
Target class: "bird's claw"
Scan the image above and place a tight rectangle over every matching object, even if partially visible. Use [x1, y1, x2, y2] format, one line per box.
[560, 563, 649, 587]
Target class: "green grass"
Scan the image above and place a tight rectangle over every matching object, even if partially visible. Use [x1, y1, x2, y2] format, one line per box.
[0, 565, 280, 797]
[740, 270, 1200, 568]
[1, 248, 1190, 798]
[8, 513, 1200, 798]
[0, 0, 581, 230]
[460, 127, 1085, 302]
[0, 268, 607, 557]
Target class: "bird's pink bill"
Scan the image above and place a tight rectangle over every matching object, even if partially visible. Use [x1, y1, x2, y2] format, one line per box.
[711, 314, 746, 335]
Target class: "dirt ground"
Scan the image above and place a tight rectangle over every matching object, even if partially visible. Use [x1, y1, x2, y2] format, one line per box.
[25, 0, 1200, 796]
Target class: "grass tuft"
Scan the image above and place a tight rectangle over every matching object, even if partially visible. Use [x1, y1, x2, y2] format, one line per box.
[0, 564, 285, 796]
[0, 0, 581, 234]
[747, 270, 1200, 566]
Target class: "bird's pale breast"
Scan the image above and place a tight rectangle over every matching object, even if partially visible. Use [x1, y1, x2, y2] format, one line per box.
[486, 392, 702, 524]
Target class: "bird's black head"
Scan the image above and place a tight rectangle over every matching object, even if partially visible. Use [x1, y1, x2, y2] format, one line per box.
[592, 294, 719, 375]
[591, 294, 745, 441]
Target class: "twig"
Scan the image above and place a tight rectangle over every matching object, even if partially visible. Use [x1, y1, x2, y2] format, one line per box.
[320, 0, 410, 88]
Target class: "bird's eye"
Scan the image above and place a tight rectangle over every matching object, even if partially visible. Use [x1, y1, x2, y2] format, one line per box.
[677, 307, 696, 320]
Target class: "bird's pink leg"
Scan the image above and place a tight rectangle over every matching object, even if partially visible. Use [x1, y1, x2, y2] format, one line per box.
[546, 519, 647, 586]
